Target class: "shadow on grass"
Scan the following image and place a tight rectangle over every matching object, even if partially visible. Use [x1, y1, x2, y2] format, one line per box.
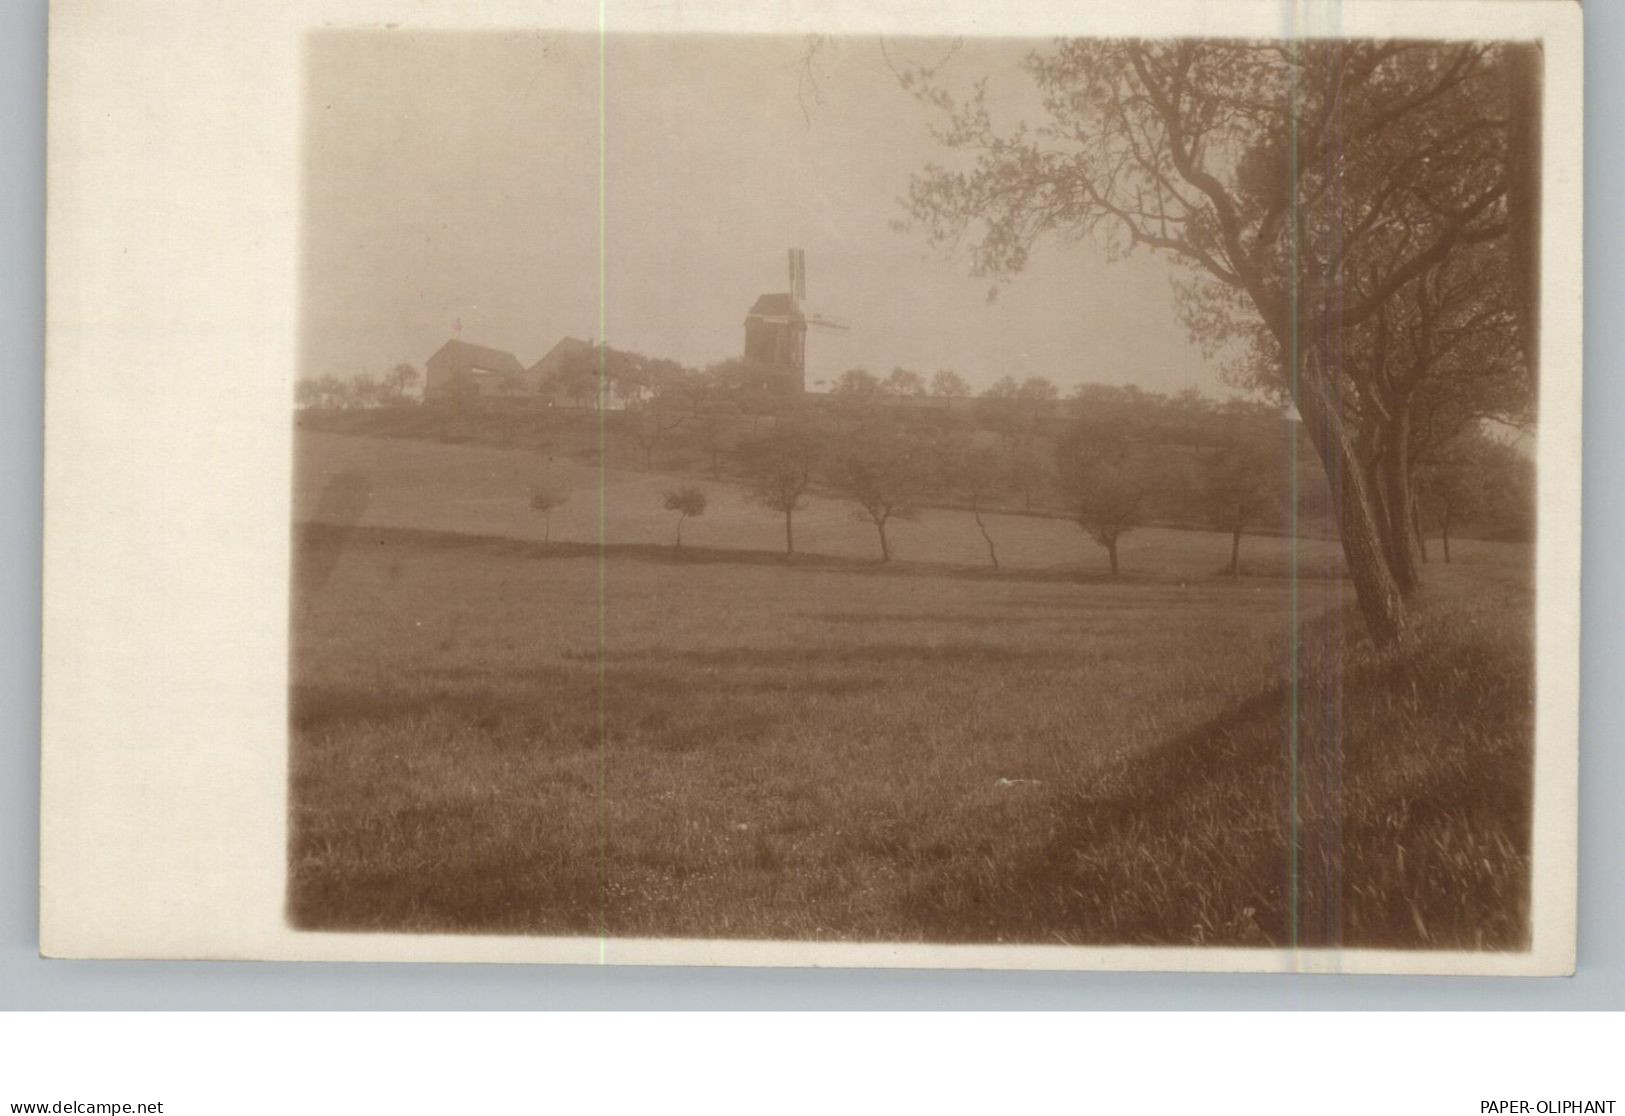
[900, 601, 1534, 951]
[294, 521, 1349, 588]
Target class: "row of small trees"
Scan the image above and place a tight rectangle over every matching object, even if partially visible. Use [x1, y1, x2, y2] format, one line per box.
[530, 482, 708, 549]
[533, 401, 1524, 575]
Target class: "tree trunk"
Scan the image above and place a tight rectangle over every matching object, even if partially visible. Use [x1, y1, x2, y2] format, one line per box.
[972, 501, 1000, 570]
[1442, 511, 1452, 564]
[1380, 407, 1421, 596]
[784, 508, 794, 556]
[1292, 366, 1406, 647]
[1507, 42, 1542, 398]
[544, 514, 551, 545]
[1364, 451, 1392, 563]
[877, 518, 891, 562]
[1411, 494, 1429, 564]
[675, 516, 684, 548]
[1106, 536, 1119, 576]
[1230, 525, 1243, 577]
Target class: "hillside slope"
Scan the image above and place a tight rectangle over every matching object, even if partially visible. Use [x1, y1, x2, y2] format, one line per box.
[295, 429, 1368, 578]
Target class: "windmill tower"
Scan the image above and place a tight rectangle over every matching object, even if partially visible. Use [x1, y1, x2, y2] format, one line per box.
[743, 248, 849, 394]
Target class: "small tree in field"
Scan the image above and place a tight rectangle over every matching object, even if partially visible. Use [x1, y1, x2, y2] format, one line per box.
[930, 369, 971, 409]
[946, 440, 1008, 570]
[705, 357, 781, 435]
[1203, 437, 1286, 576]
[688, 394, 743, 477]
[1415, 453, 1482, 564]
[740, 420, 823, 556]
[662, 486, 707, 549]
[1058, 434, 1154, 576]
[1415, 433, 1526, 563]
[1008, 443, 1050, 512]
[530, 483, 570, 544]
[621, 394, 688, 470]
[829, 422, 932, 562]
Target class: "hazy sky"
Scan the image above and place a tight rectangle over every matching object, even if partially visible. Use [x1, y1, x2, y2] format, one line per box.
[302, 31, 1229, 396]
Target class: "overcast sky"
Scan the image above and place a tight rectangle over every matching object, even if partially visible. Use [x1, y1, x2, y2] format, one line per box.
[301, 31, 1231, 396]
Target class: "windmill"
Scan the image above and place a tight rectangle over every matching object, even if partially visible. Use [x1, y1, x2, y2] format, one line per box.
[742, 248, 850, 394]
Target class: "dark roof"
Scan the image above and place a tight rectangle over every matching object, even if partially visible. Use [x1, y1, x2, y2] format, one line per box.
[747, 293, 802, 319]
[428, 339, 525, 376]
[527, 335, 593, 375]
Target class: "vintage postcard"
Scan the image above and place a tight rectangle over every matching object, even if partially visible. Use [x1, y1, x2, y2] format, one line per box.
[41, 0, 1581, 972]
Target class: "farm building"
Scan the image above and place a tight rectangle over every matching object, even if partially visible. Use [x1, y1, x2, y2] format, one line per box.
[529, 336, 596, 407]
[425, 336, 607, 410]
[423, 340, 529, 406]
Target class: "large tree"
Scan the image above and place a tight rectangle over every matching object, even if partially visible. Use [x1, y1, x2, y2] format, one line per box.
[905, 40, 1536, 644]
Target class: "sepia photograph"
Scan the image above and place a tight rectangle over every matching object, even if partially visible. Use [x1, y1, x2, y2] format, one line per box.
[286, 27, 1553, 953]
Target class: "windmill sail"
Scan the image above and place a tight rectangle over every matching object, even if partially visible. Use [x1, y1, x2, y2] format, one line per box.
[789, 248, 806, 304]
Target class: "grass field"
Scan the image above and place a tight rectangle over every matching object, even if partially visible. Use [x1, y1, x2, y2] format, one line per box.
[289, 430, 1534, 946]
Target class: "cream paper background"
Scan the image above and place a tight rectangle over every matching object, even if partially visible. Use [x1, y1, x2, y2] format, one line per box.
[40, 0, 1582, 973]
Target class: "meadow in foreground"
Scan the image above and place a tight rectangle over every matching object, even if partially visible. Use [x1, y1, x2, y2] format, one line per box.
[289, 522, 1532, 947]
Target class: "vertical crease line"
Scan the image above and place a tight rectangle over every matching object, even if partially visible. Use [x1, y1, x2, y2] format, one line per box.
[1287, 15, 1303, 958]
[597, 3, 608, 965]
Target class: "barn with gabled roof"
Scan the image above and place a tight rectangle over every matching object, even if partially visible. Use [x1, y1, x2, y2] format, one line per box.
[423, 339, 529, 405]
[529, 336, 596, 406]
